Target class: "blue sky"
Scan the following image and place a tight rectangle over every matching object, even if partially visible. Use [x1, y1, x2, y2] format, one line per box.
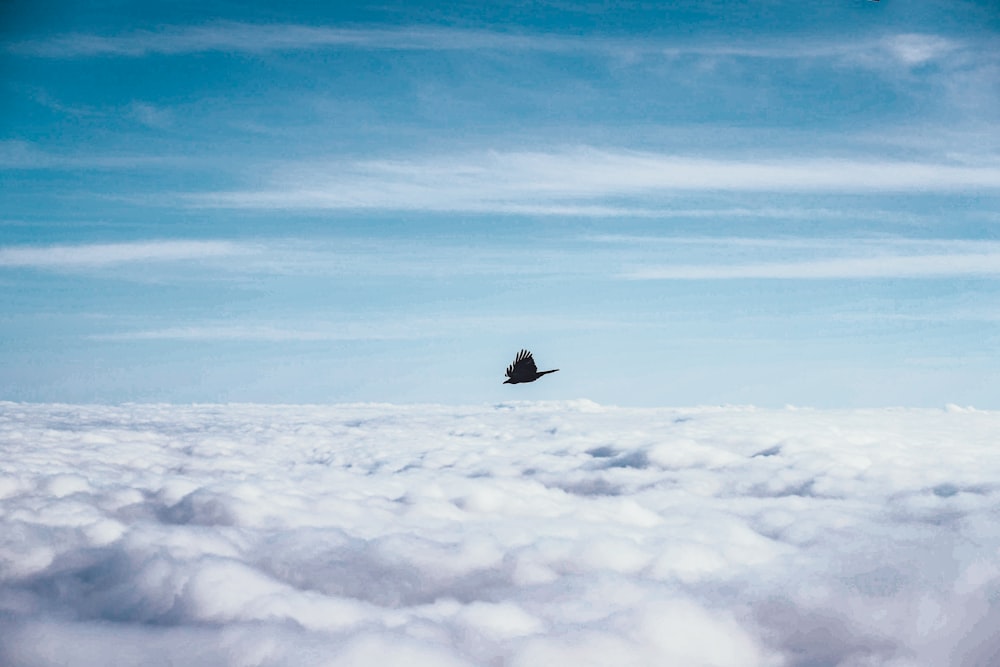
[2, 0, 999, 406]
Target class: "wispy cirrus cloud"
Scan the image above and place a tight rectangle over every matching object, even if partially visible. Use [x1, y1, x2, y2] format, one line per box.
[91, 324, 414, 343]
[624, 252, 1000, 280]
[186, 148, 1000, 214]
[91, 313, 615, 342]
[0, 140, 182, 170]
[608, 236, 1000, 280]
[881, 33, 958, 66]
[0, 236, 586, 281]
[592, 236, 1000, 251]
[128, 102, 174, 129]
[7, 22, 975, 71]
[6, 24, 543, 58]
[0, 240, 255, 269]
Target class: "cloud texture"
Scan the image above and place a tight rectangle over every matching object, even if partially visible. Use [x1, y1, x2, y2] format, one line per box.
[1, 401, 999, 666]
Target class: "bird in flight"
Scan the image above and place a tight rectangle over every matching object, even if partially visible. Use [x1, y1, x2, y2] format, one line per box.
[504, 349, 559, 384]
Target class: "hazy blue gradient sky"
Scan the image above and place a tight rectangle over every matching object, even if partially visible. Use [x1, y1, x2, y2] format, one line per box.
[2, 0, 999, 406]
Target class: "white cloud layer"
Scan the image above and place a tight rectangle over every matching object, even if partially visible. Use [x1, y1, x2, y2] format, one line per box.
[1, 401, 999, 666]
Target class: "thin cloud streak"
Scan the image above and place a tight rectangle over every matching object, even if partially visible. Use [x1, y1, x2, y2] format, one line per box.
[9, 24, 569, 57]
[0, 237, 583, 279]
[0, 140, 186, 171]
[7, 236, 998, 283]
[625, 253, 1000, 280]
[91, 315, 616, 342]
[591, 236, 1000, 251]
[187, 149, 1000, 213]
[8, 22, 973, 71]
[0, 240, 255, 268]
[90, 325, 415, 343]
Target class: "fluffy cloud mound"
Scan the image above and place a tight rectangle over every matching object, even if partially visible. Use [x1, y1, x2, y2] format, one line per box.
[1, 401, 998, 666]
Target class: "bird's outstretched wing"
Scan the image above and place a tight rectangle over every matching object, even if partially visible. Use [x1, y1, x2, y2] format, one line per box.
[506, 349, 538, 380]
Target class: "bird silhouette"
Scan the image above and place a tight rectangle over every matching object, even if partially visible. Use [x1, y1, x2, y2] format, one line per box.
[504, 349, 559, 384]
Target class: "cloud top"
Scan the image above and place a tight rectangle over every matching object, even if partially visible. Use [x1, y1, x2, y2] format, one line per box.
[1, 402, 999, 666]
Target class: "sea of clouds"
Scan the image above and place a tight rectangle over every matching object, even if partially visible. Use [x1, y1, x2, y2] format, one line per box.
[1, 400, 998, 666]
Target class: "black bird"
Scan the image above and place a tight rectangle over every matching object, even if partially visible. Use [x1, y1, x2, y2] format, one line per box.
[504, 349, 559, 384]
